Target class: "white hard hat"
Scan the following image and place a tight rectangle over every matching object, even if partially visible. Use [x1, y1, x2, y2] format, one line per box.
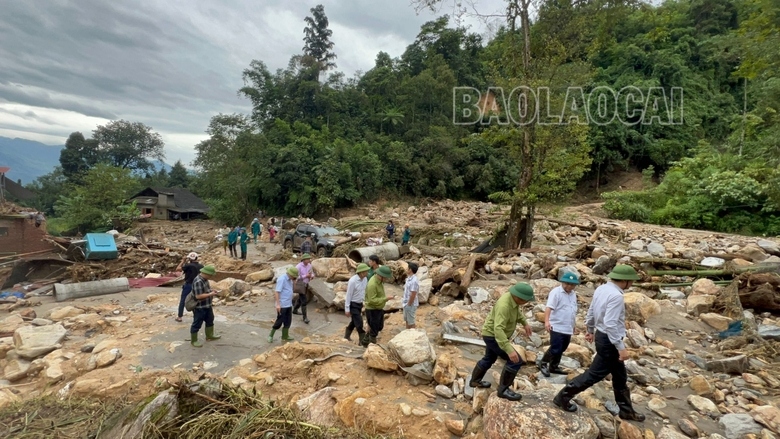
[188, 252, 199, 260]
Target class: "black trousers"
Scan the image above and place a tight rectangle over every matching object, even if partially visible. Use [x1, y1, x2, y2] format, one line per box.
[477, 336, 524, 373]
[566, 332, 628, 394]
[272, 307, 293, 330]
[177, 283, 192, 318]
[542, 331, 572, 363]
[346, 302, 365, 334]
[191, 307, 214, 333]
[365, 309, 385, 337]
[228, 243, 237, 257]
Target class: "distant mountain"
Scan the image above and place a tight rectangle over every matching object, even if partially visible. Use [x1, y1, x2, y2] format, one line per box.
[0, 137, 62, 185]
[0, 136, 172, 185]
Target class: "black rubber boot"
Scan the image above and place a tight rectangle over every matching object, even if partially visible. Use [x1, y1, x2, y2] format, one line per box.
[344, 327, 353, 341]
[496, 367, 522, 401]
[540, 362, 551, 377]
[616, 388, 646, 421]
[292, 305, 300, 315]
[359, 332, 369, 347]
[369, 335, 377, 345]
[301, 306, 310, 324]
[549, 354, 567, 375]
[469, 364, 491, 388]
[553, 383, 579, 412]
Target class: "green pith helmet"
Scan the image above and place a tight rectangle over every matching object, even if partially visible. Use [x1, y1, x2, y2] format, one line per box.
[376, 265, 393, 279]
[200, 265, 216, 275]
[608, 264, 641, 281]
[509, 282, 535, 302]
[301, 253, 312, 260]
[559, 271, 580, 285]
[287, 267, 299, 277]
[356, 263, 370, 273]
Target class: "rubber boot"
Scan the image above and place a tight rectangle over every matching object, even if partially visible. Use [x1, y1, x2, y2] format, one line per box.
[344, 327, 353, 341]
[549, 354, 567, 375]
[469, 364, 491, 388]
[616, 388, 645, 421]
[281, 328, 295, 342]
[205, 326, 221, 340]
[267, 328, 276, 343]
[540, 362, 551, 377]
[553, 383, 579, 412]
[301, 306, 310, 324]
[191, 332, 203, 348]
[359, 332, 369, 347]
[369, 335, 377, 345]
[496, 367, 522, 401]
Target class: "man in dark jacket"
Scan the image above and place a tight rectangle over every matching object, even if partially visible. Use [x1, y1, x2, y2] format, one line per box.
[175, 252, 203, 322]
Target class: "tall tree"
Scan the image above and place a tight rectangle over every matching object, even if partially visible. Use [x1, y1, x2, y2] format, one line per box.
[59, 132, 98, 183]
[92, 120, 165, 171]
[168, 160, 190, 188]
[302, 4, 337, 79]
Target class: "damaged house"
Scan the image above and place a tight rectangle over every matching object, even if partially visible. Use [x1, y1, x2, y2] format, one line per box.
[128, 187, 209, 220]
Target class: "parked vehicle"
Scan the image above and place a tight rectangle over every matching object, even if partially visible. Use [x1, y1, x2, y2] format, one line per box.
[283, 224, 341, 257]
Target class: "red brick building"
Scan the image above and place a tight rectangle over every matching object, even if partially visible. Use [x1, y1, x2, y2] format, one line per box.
[0, 214, 57, 255]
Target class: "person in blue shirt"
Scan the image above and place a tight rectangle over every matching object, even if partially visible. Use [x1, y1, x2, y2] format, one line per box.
[268, 267, 299, 343]
[386, 220, 395, 240]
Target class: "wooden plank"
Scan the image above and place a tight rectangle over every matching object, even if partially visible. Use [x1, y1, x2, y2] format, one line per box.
[443, 333, 486, 347]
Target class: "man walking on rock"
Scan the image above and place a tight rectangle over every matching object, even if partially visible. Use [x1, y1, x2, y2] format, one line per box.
[344, 263, 370, 346]
[190, 265, 221, 347]
[363, 265, 396, 345]
[539, 271, 580, 377]
[553, 265, 646, 422]
[468, 282, 535, 401]
[269, 267, 298, 343]
[175, 252, 203, 322]
[293, 253, 315, 324]
[402, 262, 420, 329]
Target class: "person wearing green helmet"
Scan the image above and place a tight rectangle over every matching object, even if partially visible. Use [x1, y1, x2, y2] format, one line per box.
[268, 266, 299, 343]
[468, 282, 535, 402]
[344, 263, 370, 345]
[539, 270, 580, 377]
[363, 265, 397, 345]
[189, 265, 221, 347]
[293, 253, 315, 324]
[553, 264, 646, 422]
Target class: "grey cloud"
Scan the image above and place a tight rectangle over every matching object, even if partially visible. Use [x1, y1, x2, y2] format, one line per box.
[0, 82, 118, 119]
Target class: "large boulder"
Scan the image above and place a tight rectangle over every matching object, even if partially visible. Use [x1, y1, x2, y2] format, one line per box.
[751, 405, 780, 434]
[388, 329, 436, 367]
[296, 387, 339, 427]
[362, 344, 397, 372]
[564, 343, 593, 367]
[740, 243, 768, 262]
[700, 313, 733, 331]
[417, 278, 433, 304]
[529, 279, 560, 298]
[757, 239, 780, 256]
[686, 295, 716, 316]
[311, 258, 352, 282]
[483, 391, 599, 439]
[245, 268, 274, 283]
[272, 265, 295, 282]
[48, 306, 84, 321]
[14, 324, 67, 358]
[0, 313, 25, 333]
[433, 353, 457, 385]
[719, 413, 763, 439]
[623, 293, 660, 324]
[212, 278, 252, 295]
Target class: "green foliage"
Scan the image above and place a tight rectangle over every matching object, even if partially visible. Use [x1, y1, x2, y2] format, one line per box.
[25, 167, 68, 216]
[54, 164, 140, 233]
[167, 160, 190, 188]
[92, 120, 165, 171]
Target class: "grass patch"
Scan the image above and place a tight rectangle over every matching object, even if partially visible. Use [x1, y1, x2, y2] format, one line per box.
[0, 394, 128, 439]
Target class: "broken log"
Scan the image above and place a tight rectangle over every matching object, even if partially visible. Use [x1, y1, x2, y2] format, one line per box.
[635, 281, 732, 290]
[646, 263, 779, 277]
[459, 254, 478, 293]
[432, 267, 462, 290]
[54, 278, 130, 301]
[634, 257, 705, 270]
[567, 228, 602, 259]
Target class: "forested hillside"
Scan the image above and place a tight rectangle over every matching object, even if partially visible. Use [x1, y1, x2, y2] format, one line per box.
[190, 0, 778, 235]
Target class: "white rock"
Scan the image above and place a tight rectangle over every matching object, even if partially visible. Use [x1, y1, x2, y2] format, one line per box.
[687, 394, 720, 417]
[388, 329, 435, 367]
[699, 257, 726, 268]
[467, 287, 489, 304]
[435, 384, 454, 398]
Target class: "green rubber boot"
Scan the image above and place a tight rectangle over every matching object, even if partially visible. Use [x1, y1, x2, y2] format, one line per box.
[205, 326, 221, 340]
[281, 328, 295, 342]
[191, 332, 203, 347]
[268, 328, 276, 343]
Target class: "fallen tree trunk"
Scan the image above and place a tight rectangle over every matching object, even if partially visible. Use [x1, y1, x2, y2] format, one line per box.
[459, 254, 478, 293]
[646, 263, 779, 277]
[534, 216, 597, 231]
[634, 257, 705, 270]
[567, 228, 601, 259]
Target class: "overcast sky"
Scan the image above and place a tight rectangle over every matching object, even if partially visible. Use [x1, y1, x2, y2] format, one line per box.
[0, 0, 506, 166]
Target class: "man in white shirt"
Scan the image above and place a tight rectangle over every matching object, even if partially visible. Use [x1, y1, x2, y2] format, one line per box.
[402, 262, 420, 329]
[539, 271, 580, 377]
[553, 265, 645, 422]
[344, 263, 370, 346]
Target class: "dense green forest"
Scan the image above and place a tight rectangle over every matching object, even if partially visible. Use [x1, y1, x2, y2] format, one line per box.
[25, 0, 780, 236]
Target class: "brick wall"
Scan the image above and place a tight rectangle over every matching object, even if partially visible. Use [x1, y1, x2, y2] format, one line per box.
[0, 216, 57, 254]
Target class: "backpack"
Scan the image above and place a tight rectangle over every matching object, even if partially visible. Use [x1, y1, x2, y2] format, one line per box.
[184, 291, 198, 311]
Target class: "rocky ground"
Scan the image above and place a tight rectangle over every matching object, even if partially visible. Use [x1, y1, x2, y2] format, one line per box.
[1, 200, 780, 439]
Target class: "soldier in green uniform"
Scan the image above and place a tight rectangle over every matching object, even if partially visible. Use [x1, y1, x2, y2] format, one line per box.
[468, 282, 535, 401]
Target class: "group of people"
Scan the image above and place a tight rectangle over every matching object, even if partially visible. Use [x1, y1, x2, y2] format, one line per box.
[216, 218, 282, 260]
[176, 245, 646, 421]
[385, 220, 412, 245]
[467, 264, 645, 421]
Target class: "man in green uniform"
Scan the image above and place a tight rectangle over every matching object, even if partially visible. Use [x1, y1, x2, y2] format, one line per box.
[363, 265, 396, 345]
[468, 282, 535, 401]
[239, 227, 249, 260]
[251, 218, 261, 243]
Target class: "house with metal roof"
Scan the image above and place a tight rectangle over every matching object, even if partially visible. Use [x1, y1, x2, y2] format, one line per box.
[128, 187, 209, 220]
